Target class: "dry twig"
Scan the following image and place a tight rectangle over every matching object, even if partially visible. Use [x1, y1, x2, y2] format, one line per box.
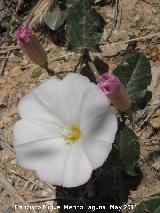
[0, 46, 20, 54]
[10, 170, 45, 190]
[27, 196, 56, 203]
[105, 0, 120, 40]
[101, 32, 160, 49]
[26, 0, 52, 26]
[0, 45, 19, 49]
[0, 52, 10, 75]
[0, 171, 38, 213]
[0, 131, 15, 154]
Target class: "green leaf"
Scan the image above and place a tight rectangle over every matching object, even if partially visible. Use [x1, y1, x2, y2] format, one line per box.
[116, 124, 140, 176]
[66, 0, 102, 51]
[113, 53, 152, 108]
[44, 5, 68, 30]
[134, 197, 160, 213]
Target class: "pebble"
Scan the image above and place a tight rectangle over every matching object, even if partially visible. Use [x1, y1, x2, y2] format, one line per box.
[102, 43, 128, 57]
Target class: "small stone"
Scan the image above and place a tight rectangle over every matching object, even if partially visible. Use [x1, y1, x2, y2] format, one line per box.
[102, 43, 128, 57]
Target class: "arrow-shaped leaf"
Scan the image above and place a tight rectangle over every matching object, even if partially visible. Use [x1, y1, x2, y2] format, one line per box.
[115, 124, 140, 176]
[134, 197, 160, 213]
[66, 0, 102, 51]
[113, 53, 152, 109]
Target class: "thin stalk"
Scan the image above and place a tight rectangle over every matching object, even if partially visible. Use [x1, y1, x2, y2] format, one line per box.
[88, 62, 100, 82]
[83, 49, 100, 82]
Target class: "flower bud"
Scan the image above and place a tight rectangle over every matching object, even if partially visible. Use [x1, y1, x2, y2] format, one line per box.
[98, 73, 131, 112]
[16, 25, 47, 66]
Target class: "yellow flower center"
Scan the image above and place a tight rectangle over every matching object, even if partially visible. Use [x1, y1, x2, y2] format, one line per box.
[62, 125, 81, 143]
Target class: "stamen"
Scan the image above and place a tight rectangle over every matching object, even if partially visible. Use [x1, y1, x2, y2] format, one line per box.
[62, 125, 81, 143]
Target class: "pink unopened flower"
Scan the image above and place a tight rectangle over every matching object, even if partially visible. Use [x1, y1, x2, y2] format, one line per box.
[98, 73, 131, 112]
[16, 25, 47, 66]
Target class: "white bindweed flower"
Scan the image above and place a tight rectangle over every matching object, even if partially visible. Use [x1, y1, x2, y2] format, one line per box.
[13, 73, 118, 187]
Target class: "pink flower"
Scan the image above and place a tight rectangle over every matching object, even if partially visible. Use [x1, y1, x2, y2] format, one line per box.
[98, 73, 131, 112]
[16, 25, 47, 66]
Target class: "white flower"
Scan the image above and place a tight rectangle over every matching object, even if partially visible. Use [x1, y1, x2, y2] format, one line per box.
[13, 73, 118, 187]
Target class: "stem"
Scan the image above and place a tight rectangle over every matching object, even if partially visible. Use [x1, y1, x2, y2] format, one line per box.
[88, 62, 100, 82]
[83, 49, 100, 82]
[74, 49, 87, 72]
[74, 52, 84, 72]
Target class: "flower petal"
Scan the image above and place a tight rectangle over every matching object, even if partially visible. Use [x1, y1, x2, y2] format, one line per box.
[36, 141, 71, 186]
[13, 120, 61, 146]
[13, 120, 69, 173]
[62, 143, 92, 187]
[18, 74, 92, 126]
[14, 120, 92, 187]
[79, 83, 110, 124]
[81, 137, 112, 170]
[61, 73, 91, 124]
[80, 110, 117, 170]
[81, 110, 118, 142]
[18, 78, 66, 126]
[36, 143, 92, 187]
